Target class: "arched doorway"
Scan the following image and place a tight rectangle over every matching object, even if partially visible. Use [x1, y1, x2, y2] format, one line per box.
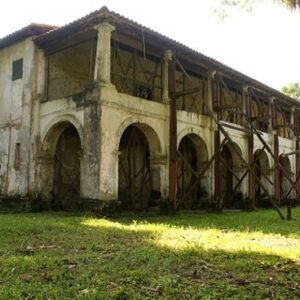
[254, 149, 271, 206]
[279, 155, 291, 205]
[177, 134, 209, 209]
[220, 142, 243, 208]
[118, 124, 161, 211]
[40, 121, 82, 210]
[53, 125, 81, 209]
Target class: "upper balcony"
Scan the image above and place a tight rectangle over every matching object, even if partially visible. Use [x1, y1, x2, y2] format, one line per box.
[43, 40, 95, 102]
[110, 37, 208, 117]
[37, 15, 297, 141]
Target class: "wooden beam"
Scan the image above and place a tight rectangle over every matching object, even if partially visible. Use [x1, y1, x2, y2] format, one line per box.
[169, 57, 177, 212]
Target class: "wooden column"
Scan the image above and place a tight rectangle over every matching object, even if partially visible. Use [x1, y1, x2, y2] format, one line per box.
[212, 74, 221, 207]
[294, 110, 300, 201]
[244, 87, 255, 209]
[274, 133, 280, 204]
[271, 97, 280, 205]
[168, 54, 177, 212]
[214, 130, 221, 207]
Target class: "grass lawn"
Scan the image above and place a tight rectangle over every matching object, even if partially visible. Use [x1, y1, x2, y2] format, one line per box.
[0, 208, 300, 299]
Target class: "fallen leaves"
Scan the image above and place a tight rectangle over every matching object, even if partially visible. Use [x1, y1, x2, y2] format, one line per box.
[17, 244, 58, 256]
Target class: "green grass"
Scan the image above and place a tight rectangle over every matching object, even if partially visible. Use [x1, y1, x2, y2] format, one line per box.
[0, 209, 300, 299]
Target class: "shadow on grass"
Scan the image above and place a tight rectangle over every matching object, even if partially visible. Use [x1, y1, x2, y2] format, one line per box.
[0, 212, 299, 299]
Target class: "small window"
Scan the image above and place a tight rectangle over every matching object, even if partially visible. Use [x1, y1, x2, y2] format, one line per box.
[14, 143, 21, 170]
[135, 84, 153, 100]
[12, 58, 23, 81]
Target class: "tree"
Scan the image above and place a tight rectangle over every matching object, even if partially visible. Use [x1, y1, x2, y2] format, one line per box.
[219, 0, 300, 10]
[214, 0, 300, 19]
[281, 82, 300, 100]
[283, 0, 300, 9]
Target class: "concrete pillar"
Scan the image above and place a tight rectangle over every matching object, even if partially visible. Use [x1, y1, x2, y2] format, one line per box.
[81, 23, 115, 201]
[269, 96, 276, 134]
[98, 131, 119, 201]
[81, 88, 101, 200]
[150, 155, 168, 199]
[207, 71, 216, 113]
[162, 50, 172, 102]
[242, 86, 248, 127]
[94, 22, 115, 84]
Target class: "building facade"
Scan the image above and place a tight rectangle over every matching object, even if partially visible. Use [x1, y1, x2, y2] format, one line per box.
[0, 7, 299, 212]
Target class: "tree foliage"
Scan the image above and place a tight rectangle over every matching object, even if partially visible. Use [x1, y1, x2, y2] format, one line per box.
[281, 82, 300, 100]
[220, 0, 300, 10]
[214, 0, 300, 19]
[280, 0, 300, 10]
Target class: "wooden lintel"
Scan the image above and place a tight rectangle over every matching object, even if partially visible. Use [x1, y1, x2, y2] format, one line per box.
[43, 29, 96, 56]
[175, 87, 201, 98]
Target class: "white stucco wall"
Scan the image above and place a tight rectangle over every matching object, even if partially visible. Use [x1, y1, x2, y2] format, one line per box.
[0, 38, 36, 195]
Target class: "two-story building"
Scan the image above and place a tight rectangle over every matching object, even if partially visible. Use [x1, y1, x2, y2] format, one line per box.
[0, 7, 299, 213]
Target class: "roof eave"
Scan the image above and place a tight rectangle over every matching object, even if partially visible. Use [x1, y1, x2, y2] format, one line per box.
[0, 24, 57, 50]
[33, 6, 298, 105]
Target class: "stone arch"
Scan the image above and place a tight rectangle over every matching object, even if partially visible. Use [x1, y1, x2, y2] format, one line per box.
[117, 122, 163, 210]
[116, 116, 163, 156]
[279, 154, 292, 204]
[220, 142, 244, 208]
[254, 149, 271, 206]
[39, 119, 83, 210]
[177, 133, 209, 209]
[41, 115, 83, 157]
[177, 127, 210, 157]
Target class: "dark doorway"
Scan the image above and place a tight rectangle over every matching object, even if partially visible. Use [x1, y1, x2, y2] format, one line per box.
[53, 125, 81, 210]
[177, 136, 198, 209]
[279, 155, 291, 205]
[118, 125, 151, 210]
[254, 149, 270, 207]
[220, 144, 233, 207]
[177, 134, 209, 209]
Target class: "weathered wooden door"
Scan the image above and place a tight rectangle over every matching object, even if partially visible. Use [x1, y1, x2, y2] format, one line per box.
[118, 126, 151, 210]
[53, 126, 81, 210]
[177, 137, 198, 209]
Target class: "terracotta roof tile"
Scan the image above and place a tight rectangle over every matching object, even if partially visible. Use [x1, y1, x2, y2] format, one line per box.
[0, 23, 57, 50]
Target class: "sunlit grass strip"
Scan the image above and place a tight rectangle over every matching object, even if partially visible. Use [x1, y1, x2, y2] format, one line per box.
[82, 218, 300, 262]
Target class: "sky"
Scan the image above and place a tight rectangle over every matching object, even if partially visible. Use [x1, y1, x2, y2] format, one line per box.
[1, 0, 299, 90]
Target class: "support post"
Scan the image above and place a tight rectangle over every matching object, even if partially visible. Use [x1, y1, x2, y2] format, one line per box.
[207, 71, 215, 205]
[168, 53, 177, 212]
[212, 73, 221, 208]
[295, 110, 300, 201]
[214, 130, 221, 207]
[244, 86, 255, 209]
[274, 133, 280, 204]
[296, 138, 300, 199]
[163, 50, 172, 102]
[290, 107, 295, 139]
[94, 22, 115, 84]
[271, 97, 280, 205]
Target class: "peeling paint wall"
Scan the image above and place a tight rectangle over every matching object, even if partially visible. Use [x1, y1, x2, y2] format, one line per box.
[0, 38, 35, 196]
